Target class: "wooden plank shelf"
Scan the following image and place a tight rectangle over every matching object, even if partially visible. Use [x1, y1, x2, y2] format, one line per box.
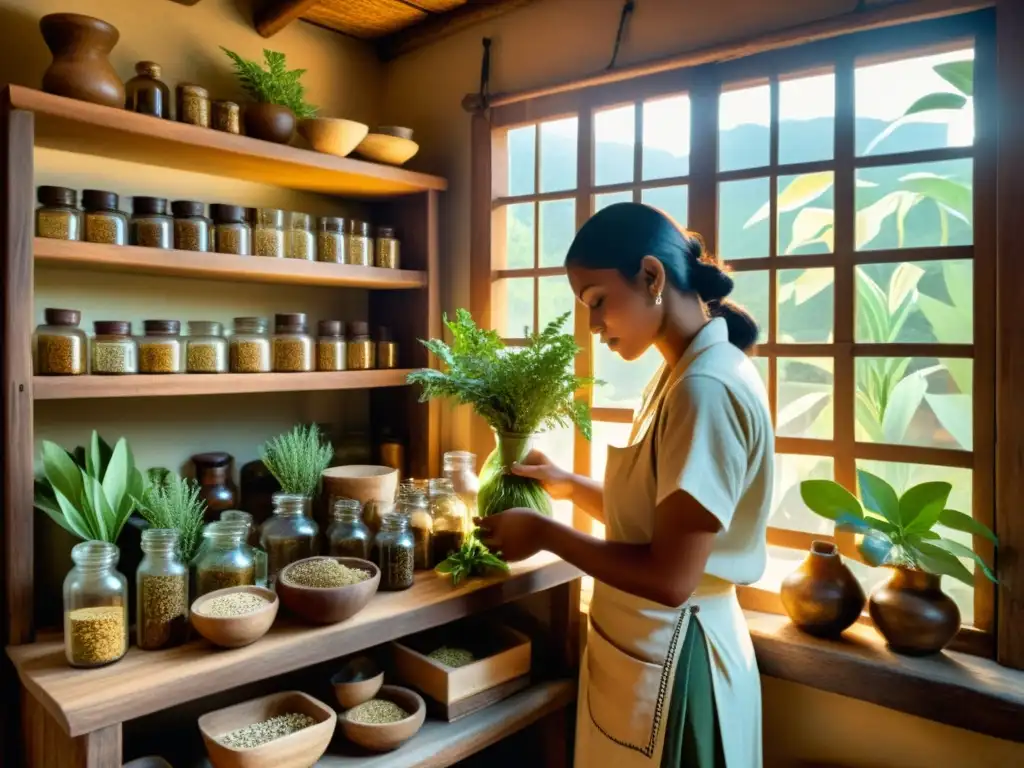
[7, 556, 579, 738]
[34, 239, 429, 289]
[7, 86, 447, 197]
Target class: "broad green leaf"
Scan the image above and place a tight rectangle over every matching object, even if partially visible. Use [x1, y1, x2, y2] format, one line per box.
[800, 480, 863, 522]
[903, 91, 968, 117]
[880, 369, 929, 444]
[435, 559, 455, 574]
[937, 508, 997, 544]
[83, 472, 110, 541]
[857, 470, 899, 523]
[898, 173, 972, 224]
[911, 540, 974, 586]
[102, 439, 131, 527]
[857, 530, 894, 566]
[53, 486, 95, 540]
[863, 514, 898, 536]
[928, 537, 996, 582]
[887, 262, 924, 314]
[855, 191, 919, 249]
[925, 393, 972, 450]
[916, 293, 970, 348]
[792, 269, 834, 305]
[943, 260, 972, 317]
[785, 208, 834, 254]
[42, 440, 86, 511]
[855, 267, 890, 342]
[776, 391, 831, 435]
[34, 488, 81, 537]
[899, 481, 951, 530]
[933, 60, 974, 97]
[87, 431, 114, 480]
[744, 172, 834, 228]
[855, 393, 885, 442]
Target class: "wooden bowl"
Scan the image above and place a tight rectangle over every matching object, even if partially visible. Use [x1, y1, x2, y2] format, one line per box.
[298, 117, 369, 157]
[191, 586, 278, 649]
[199, 690, 336, 768]
[339, 685, 426, 752]
[323, 465, 399, 530]
[354, 134, 419, 166]
[375, 125, 414, 140]
[331, 656, 384, 709]
[276, 556, 380, 625]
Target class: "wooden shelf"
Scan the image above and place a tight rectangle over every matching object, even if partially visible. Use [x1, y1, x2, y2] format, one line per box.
[7, 556, 579, 737]
[33, 369, 416, 400]
[35, 239, 429, 289]
[7, 86, 447, 197]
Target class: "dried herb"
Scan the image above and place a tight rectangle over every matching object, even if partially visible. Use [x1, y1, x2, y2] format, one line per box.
[260, 423, 333, 497]
[134, 473, 207, 564]
[435, 533, 509, 587]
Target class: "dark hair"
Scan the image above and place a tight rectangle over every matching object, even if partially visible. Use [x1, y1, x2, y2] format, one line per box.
[564, 202, 758, 351]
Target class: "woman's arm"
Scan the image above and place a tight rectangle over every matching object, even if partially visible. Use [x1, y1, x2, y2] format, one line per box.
[509, 451, 606, 524]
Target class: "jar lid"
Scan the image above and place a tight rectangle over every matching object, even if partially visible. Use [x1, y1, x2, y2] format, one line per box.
[172, 200, 206, 218]
[275, 312, 308, 332]
[318, 216, 345, 233]
[188, 320, 223, 337]
[37, 185, 77, 207]
[288, 211, 311, 230]
[377, 225, 396, 238]
[233, 316, 268, 333]
[318, 319, 344, 337]
[210, 203, 246, 223]
[255, 208, 285, 227]
[178, 82, 209, 98]
[135, 61, 162, 78]
[348, 321, 370, 337]
[192, 451, 231, 468]
[377, 326, 393, 342]
[94, 320, 131, 336]
[347, 219, 371, 236]
[82, 189, 119, 212]
[214, 100, 239, 111]
[143, 319, 181, 335]
[44, 308, 81, 327]
[133, 196, 169, 216]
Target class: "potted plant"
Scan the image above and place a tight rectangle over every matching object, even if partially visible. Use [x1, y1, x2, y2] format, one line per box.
[800, 470, 996, 655]
[221, 47, 317, 144]
[133, 470, 207, 566]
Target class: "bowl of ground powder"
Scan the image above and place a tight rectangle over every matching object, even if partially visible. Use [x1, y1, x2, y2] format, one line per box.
[276, 556, 380, 625]
[191, 585, 278, 648]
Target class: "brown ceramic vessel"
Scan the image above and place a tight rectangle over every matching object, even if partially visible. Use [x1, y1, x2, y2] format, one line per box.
[780, 541, 866, 637]
[869, 566, 961, 655]
[40, 14, 124, 108]
[244, 103, 296, 144]
[276, 556, 380, 625]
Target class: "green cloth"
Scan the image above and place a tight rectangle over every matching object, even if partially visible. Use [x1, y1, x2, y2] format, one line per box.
[660, 616, 726, 768]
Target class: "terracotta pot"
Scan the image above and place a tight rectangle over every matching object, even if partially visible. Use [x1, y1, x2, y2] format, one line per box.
[40, 13, 124, 108]
[780, 541, 865, 638]
[244, 102, 296, 144]
[192, 452, 238, 523]
[869, 567, 961, 655]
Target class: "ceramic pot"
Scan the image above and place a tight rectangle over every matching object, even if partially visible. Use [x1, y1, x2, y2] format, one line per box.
[244, 103, 296, 144]
[192, 452, 238, 523]
[40, 13, 124, 108]
[869, 567, 961, 655]
[780, 541, 865, 638]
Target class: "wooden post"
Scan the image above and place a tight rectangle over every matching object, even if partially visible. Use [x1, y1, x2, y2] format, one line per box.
[21, 689, 122, 768]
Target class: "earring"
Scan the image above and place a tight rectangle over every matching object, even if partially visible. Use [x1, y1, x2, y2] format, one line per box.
[654, 293, 663, 306]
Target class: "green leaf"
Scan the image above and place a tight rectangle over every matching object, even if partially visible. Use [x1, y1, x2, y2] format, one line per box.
[880, 367, 931, 444]
[924, 393, 972, 451]
[34, 487, 82, 537]
[937, 508, 997, 544]
[102, 439, 131, 532]
[53, 485, 95, 540]
[83, 472, 110, 541]
[857, 470, 899, 524]
[903, 91, 968, 117]
[43, 440, 87, 506]
[928, 537, 996, 582]
[857, 530, 894, 567]
[898, 173, 972, 224]
[746, 172, 834, 228]
[933, 60, 973, 97]
[911, 540, 974, 586]
[887, 262, 924, 315]
[899, 481, 951, 531]
[785, 208, 834, 254]
[799, 480, 863, 522]
[855, 191, 920, 249]
[435, 559, 455, 574]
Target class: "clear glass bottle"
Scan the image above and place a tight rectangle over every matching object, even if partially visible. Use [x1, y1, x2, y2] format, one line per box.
[317, 216, 346, 263]
[131, 196, 173, 249]
[186, 320, 228, 373]
[286, 211, 314, 260]
[63, 541, 128, 668]
[193, 521, 256, 597]
[376, 326, 398, 369]
[139, 319, 184, 373]
[136, 528, 189, 651]
[373, 512, 415, 591]
[221, 510, 268, 587]
[82, 189, 128, 245]
[272, 313, 314, 372]
[211, 204, 251, 256]
[327, 498, 372, 560]
[430, 478, 468, 565]
[346, 219, 373, 266]
[346, 321, 375, 370]
[260, 492, 318, 585]
[230, 316, 272, 373]
[375, 225, 401, 269]
[316, 320, 346, 372]
[36, 185, 81, 240]
[254, 208, 286, 258]
[398, 485, 432, 571]
[35, 308, 88, 375]
[172, 200, 212, 252]
[92, 320, 137, 375]
[177, 82, 210, 127]
[443, 451, 479, 522]
[124, 60, 170, 119]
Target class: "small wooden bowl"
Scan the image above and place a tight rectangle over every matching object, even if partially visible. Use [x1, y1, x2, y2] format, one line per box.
[191, 586, 278, 649]
[339, 685, 426, 752]
[298, 117, 369, 157]
[331, 656, 384, 709]
[354, 133, 419, 166]
[375, 125, 414, 140]
[276, 556, 380, 625]
[199, 690, 336, 768]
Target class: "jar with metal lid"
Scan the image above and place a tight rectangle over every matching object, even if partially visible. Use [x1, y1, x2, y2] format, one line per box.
[36, 186, 81, 241]
[230, 316, 272, 373]
[375, 226, 401, 269]
[125, 61, 170, 119]
[211, 204, 251, 256]
[136, 528, 188, 651]
[131, 197, 173, 249]
[172, 200, 212, 252]
[92, 320, 137, 375]
[373, 512, 414, 591]
[317, 216, 346, 263]
[286, 212, 314, 260]
[443, 451, 479, 521]
[316, 320, 347, 372]
[377, 327, 399, 369]
[213, 100, 240, 134]
[346, 219, 373, 266]
[177, 83, 210, 128]
[63, 541, 128, 668]
[139, 319, 184, 373]
[36, 308, 88, 375]
[260, 493, 318, 585]
[346, 321, 375, 370]
[254, 208, 285, 258]
[82, 189, 128, 245]
[398, 485, 432, 571]
[429, 478, 468, 565]
[193, 521, 256, 597]
[221, 510, 268, 587]
[186, 321, 228, 373]
[273, 313, 314, 372]
[327, 498, 372, 560]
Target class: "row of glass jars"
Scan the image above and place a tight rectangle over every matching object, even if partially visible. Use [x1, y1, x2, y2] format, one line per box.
[35, 186, 401, 267]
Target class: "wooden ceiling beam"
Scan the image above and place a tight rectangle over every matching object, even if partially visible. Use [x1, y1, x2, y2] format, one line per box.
[255, 0, 323, 37]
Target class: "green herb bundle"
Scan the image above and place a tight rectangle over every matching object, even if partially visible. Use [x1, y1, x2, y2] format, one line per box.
[435, 533, 509, 586]
[260, 423, 334, 497]
[133, 473, 207, 564]
[221, 47, 317, 119]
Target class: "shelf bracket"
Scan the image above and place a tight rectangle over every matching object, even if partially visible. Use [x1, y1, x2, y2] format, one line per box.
[255, 0, 322, 38]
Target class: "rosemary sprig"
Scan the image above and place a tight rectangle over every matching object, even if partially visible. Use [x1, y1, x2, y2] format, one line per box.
[260, 423, 334, 497]
[435, 532, 510, 586]
[133, 473, 207, 564]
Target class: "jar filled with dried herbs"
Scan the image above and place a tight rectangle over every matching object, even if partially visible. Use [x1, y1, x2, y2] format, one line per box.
[398, 485, 432, 570]
[254, 208, 286, 258]
[286, 212, 315, 260]
[82, 189, 128, 245]
[35, 308, 88, 375]
[36, 185, 82, 241]
[63, 541, 128, 668]
[326, 498, 372, 560]
[443, 451, 479, 521]
[376, 327, 399, 369]
[139, 319, 184, 373]
[316, 320, 346, 372]
[346, 219, 373, 266]
[177, 82, 210, 128]
[260, 493, 318, 586]
[272, 313, 314, 373]
[131, 196, 173, 249]
[194, 521, 256, 597]
[346, 321, 375, 370]
[230, 316, 272, 373]
[212, 204, 251, 256]
[186, 321, 228, 373]
[213, 100, 241, 134]
[373, 512, 415, 590]
[92, 320, 137, 375]
[429, 478, 468, 566]
[172, 200, 212, 252]
[375, 226, 401, 269]
[221, 509, 268, 587]
[136, 528, 188, 651]
[317, 216, 346, 263]
[125, 61, 170, 118]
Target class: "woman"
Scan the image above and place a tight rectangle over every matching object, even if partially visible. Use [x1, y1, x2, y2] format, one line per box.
[476, 202, 773, 768]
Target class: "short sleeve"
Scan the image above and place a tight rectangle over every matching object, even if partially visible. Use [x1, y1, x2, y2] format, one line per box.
[654, 375, 749, 530]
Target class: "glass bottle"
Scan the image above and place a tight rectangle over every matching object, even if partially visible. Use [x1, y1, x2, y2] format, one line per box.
[286, 211, 314, 260]
[316, 320, 346, 372]
[191, 451, 238, 521]
[346, 321, 375, 370]
[139, 319, 184, 373]
[130, 196, 173, 249]
[124, 61, 170, 118]
[272, 313, 314, 372]
[186, 320, 228, 373]
[260, 492, 318, 586]
[177, 83, 210, 127]
[317, 216, 346, 263]
[36, 185, 81, 240]
[375, 225, 400, 269]
[211, 204, 251, 256]
[136, 528, 188, 651]
[230, 316, 272, 373]
[172, 200, 212, 252]
[193, 521, 256, 597]
[221, 510, 268, 587]
[239, 458, 280, 530]
[430, 478, 468, 565]
[63, 541, 128, 668]
[398, 485, 432, 571]
[92, 320, 137, 375]
[376, 326, 398, 369]
[254, 208, 286, 258]
[327, 498, 372, 560]
[346, 219, 372, 266]
[213, 100, 240, 134]
[82, 189, 128, 245]
[443, 451, 479, 522]
[373, 512, 415, 591]
[35, 308, 88, 375]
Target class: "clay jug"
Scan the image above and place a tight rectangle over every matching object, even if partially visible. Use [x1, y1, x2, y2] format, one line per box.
[869, 567, 960, 655]
[244, 103, 296, 144]
[40, 13, 124, 108]
[780, 540, 865, 638]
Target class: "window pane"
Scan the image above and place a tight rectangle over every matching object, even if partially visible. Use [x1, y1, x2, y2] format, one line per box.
[492, 277, 533, 337]
[507, 126, 536, 196]
[595, 104, 635, 187]
[719, 177, 770, 259]
[642, 185, 688, 228]
[593, 344, 662, 409]
[778, 172, 835, 255]
[777, 268, 834, 343]
[752, 356, 769, 387]
[540, 117, 578, 193]
[539, 275, 575, 332]
[855, 159, 973, 250]
[539, 198, 576, 268]
[592, 421, 633, 483]
[754, 545, 811, 593]
[595, 191, 632, 213]
[855, 260, 972, 344]
[777, 358, 833, 439]
[533, 426, 574, 527]
[729, 270, 769, 344]
[855, 47, 974, 157]
[779, 71, 835, 164]
[499, 203, 534, 269]
[643, 94, 690, 180]
[719, 82, 770, 172]
[771, 454, 835, 533]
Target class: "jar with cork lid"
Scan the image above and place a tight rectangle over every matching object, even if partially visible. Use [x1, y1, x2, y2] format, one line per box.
[272, 313, 314, 372]
[186, 321, 228, 373]
[172, 201, 212, 252]
[346, 322, 375, 370]
[92, 321, 137, 375]
[36, 186, 82, 241]
[82, 190, 127, 245]
[376, 226, 401, 269]
[124, 61, 170, 119]
[229, 317, 272, 373]
[139, 320, 184, 374]
[286, 212, 314, 260]
[346, 220, 373, 266]
[211, 204, 251, 256]
[35, 308, 88, 376]
[316, 320, 346, 372]
[377, 327, 399, 369]
[177, 83, 210, 128]
[317, 216, 346, 263]
[131, 197, 173, 249]
[254, 208, 285, 258]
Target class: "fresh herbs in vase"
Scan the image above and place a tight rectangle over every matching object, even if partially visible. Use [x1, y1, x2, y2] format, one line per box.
[260, 423, 334, 498]
[133, 472, 207, 565]
[221, 47, 317, 144]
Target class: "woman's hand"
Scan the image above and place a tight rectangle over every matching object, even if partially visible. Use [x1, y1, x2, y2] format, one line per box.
[474, 509, 546, 562]
[509, 450, 573, 500]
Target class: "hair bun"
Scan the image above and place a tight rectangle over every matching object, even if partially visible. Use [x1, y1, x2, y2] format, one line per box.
[694, 261, 733, 302]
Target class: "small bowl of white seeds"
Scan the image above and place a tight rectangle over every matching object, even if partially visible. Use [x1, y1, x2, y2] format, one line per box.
[191, 585, 278, 649]
[340, 684, 426, 753]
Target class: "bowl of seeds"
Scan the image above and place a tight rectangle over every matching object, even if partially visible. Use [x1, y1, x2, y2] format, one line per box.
[199, 690, 336, 768]
[191, 586, 278, 649]
[331, 655, 384, 710]
[276, 556, 380, 625]
[339, 684, 426, 752]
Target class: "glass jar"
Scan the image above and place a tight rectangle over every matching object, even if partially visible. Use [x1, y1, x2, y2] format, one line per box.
[239, 459, 280, 531]
[213, 100, 240, 134]
[192, 451, 238, 521]
[139, 319, 184, 373]
[327, 498, 372, 560]
[92, 320, 137, 375]
[398, 486, 432, 571]
[373, 512, 415, 590]
[254, 208, 286, 258]
[186, 320, 228, 373]
[346, 321, 375, 370]
[260, 493, 318, 586]
[221, 510, 268, 587]
[346, 219, 372, 266]
[63, 541, 128, 668]
[273, 313, 314, 373]
[430, 478, 468, 565]
[316, 320, 347, 372]
[136, 528, 188, 651]
[194, 521, 256, 597]
[317, 216, 346, 263]
[35, 308, 88, 376]
[82, 189, 128, 245]
[125, 61, 170, 119]
[443, 451, 479, 521]
[177, 83, 210, 128]
[36, 185, 81, 240]
[172, 200, 212, 252]
[286, 212, 314, 260]
[230, 316, 272, 373]
[377, 327, 398, 369]
[212, 204, 251, 256]
[375, 226, 401, 269]
[131, 196, 173, 249]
